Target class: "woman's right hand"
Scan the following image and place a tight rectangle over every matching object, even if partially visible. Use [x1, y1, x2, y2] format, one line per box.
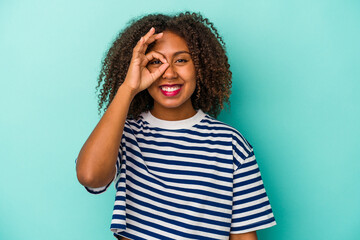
[123, 27, 169, 95]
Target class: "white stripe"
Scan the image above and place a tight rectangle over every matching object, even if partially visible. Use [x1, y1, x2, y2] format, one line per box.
[133, 134, 233, 151]
[127, 198, 228, 238]
[136, 164, 232, 196]
[113, 218, 160, 239]
[232, 196, 270, 211]
[230, 220, 276, 234]
[127, 186, 230, 224]
[233, 179, 263, 193]
[234, 171, 261, 186]
[127, 157, 232, 205]
[126, 167, 232, 213]
[233, 139, 252, 158]
[140, 142, 232, 160]
[232, 212, 275, 228]
[143, 151, 232, 170]
[129, 128, 232, 143]
[144, 159, 232, 180]
[233, 188, 266, 202]
[232, 202, 273, 219]
[125, 208, 196, 240]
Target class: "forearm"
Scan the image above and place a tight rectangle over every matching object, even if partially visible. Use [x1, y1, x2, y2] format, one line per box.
[76, 84, 135, 188]
[229, 231, 257, 240]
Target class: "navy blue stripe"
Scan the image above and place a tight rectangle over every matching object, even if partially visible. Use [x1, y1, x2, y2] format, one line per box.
[234, 176, 263, 188]
[233, 200, 271, 215]
[115, 174, 126, 188]
[85, 181, 110, 194]
[237, 158, 257, 170]
[125, 149, 232, 191]
[127, 213, 221, 240]
[123, 174, 232, 218]
[126, 203, 229, 236]
[112, 214, 126, 220]
[141, 147, 233, 170]
[137, 138, 232, 155]
[124, 126, 232, 146]
[142, 162, 232, 184]
[234, 166, 259, 179]
[126, 192, 230, 227]
[144, 156, 233, 174]
[233, 184, 265, 198]
[134, 126, 233, 139]
[115, 161, 127, 187]
[126, 158, 233, 202]
[117, 226, 148, 240]
[136, 158, 232, 191]
[235, 158, 259, 173]
[233, 192, 268, 205]
[128, 116, 252, 152]
[113, 204, 125, 211]
[198, 118, 236, 131]
[232, 209, 274, 223]
[126, 119, 146, 130]
[231, 217, 275, 232]
[120, 221, 174, 240]
[110, 224, 126, 231]
[233, 145, 252, 163]
[232, 131, 252, 150]
[193, 124, 237, 132]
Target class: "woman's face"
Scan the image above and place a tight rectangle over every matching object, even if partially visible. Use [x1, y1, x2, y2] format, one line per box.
[146, 31, 196, 119]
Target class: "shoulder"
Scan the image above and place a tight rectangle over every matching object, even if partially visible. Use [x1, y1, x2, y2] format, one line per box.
[125, 114, 148, 129]
[199, 114, 253, 151]
[121, 115, 150, 138]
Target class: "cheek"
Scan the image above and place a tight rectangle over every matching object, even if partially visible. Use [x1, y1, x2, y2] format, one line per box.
[146, 84, 157, 98]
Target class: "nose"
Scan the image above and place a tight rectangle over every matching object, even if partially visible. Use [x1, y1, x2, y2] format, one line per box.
[162, 64, 177, 79]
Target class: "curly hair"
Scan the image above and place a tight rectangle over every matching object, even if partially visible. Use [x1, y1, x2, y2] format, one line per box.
[96, 11, 232, 119]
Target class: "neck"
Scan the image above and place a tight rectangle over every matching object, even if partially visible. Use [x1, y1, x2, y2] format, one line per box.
[150, 102, 197, 121]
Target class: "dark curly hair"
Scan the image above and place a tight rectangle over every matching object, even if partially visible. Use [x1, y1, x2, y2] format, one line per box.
[96, 11, 232, 119]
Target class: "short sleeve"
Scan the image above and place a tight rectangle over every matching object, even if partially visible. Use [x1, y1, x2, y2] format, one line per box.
[231, 133, 276, 233]
[75, 145, 122, 195]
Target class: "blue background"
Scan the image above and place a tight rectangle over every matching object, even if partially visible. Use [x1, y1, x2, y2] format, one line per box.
[1, 0, 359, 239]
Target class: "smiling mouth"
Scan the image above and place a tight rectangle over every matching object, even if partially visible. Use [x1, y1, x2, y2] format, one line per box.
[159, 84, 182, 96]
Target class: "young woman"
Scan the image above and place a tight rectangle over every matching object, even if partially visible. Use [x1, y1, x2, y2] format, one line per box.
[76, 12, 276, 240]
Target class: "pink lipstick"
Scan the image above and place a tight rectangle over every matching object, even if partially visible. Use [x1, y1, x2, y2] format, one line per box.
[160, 84, 182, 97]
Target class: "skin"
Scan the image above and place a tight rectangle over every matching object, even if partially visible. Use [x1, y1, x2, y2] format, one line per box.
[147, 31, 197, 120]
[77, 27, 257, 240]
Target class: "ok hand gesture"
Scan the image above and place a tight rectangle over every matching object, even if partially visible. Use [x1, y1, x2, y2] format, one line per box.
[123, 27, 169, 95]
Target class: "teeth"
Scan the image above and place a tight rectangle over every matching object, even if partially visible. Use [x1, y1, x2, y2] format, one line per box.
[161, 86, 180, 92]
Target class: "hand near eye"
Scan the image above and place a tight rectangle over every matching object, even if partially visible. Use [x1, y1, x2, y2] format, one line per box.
[123, 27, 169, 95]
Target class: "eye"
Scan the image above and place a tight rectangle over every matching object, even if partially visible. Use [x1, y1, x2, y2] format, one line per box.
[149, 59, 162, 65]
[176, 59, 188, 63]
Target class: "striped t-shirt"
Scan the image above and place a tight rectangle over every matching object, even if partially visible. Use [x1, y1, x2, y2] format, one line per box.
[85, 110, 276, 239]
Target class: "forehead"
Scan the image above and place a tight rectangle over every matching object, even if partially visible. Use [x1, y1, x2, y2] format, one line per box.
[151, 31, 189, 53]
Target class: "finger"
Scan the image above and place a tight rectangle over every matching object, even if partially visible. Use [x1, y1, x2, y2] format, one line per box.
[136, 27, 156, 54]
[133, 31, 163, 58]
[132, 36, 145, 59]
[141, 51, 167, 67]
[150, 63, 169, 81]
[138, 32, 164, 54]
[147, 32, 163, 42]
[142, 27, 156, 43]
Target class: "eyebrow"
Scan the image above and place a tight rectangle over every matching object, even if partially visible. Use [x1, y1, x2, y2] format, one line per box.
[154, 50, 191, 57]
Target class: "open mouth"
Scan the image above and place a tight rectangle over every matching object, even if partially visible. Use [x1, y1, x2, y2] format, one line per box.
[159, 84, 182, 96]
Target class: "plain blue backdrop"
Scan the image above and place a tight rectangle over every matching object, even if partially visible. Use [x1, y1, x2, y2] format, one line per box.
[1, 0, 359, 239]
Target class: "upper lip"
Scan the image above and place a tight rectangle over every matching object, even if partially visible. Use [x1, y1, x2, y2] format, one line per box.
[159, 84, 182, 87]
